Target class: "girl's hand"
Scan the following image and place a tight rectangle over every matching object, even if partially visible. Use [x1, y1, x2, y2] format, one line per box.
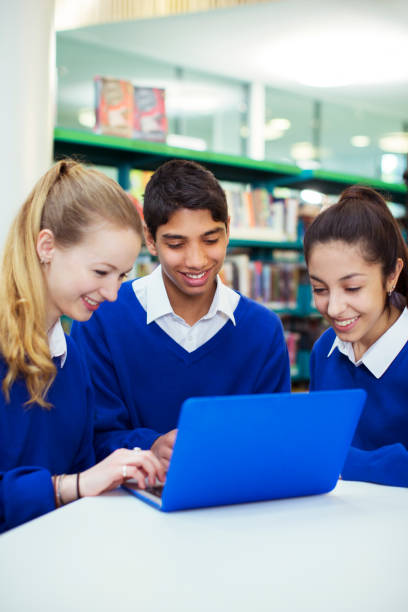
[78, 448, 166, 497]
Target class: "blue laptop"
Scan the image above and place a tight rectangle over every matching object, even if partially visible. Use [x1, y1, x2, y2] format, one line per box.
[122, 389, 366, 511]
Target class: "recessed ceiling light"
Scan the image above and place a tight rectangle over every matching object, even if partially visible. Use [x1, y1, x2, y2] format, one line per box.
[379, 132, 408, 154]
[291, 142, 316, 160]
[351, 135, 370, 148]
[167, 134, 207, 151]
[267, 118, 291, 131]
[264, 126, 284, 141]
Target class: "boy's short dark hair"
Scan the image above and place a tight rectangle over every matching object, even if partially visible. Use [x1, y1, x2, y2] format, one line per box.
[143, 159, 229, 239]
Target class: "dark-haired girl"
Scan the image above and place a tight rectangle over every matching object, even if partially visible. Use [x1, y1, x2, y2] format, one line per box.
[304, 185, 408, 487]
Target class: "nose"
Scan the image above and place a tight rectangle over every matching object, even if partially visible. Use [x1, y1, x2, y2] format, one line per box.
[99, 279, 120, 302]
[185, 242, 207, 269]
[327, 290, 346, 319]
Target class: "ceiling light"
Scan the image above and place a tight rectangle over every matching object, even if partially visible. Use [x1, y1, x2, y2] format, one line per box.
[300, 189, 324, 205]
[291, 142, 316, 161]
[264, 126, 284, 141]
[351, 135, 370, 148]
[166, 134, 207, 151]
[78, 107, 95, 128]
[270, 28, 408, 87]
[379, 132, 408, 154]
[296, 160, 321, 170]
[267, 118, 291, 131]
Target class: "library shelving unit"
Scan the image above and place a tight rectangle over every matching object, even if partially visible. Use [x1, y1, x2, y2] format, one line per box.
[54, 127, 407, 203]
[53, 127, 407, 383]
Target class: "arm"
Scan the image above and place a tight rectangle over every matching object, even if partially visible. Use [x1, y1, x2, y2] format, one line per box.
[71, 316, 161, 461]
[342, 444, 408, 487]
[0, 467, 55, 534]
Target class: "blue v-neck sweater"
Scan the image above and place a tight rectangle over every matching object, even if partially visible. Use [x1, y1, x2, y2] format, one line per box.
[0, 336, 95, 533]
[310, 327, 408, 487]
[71, 281, 290, 460]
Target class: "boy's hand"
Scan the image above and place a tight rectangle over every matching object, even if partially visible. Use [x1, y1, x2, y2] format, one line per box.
[151, 429, 178, 471]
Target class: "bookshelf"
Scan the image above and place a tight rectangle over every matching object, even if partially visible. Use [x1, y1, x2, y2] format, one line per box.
[53, 127, 406, 384]
[54, 127, 407, 204]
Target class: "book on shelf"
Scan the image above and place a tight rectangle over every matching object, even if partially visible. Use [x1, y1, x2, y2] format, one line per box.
[129, 254, 158, 281]
[128, 168, 154, 219]
[225, 186, 299, 242]
[133, 87, 167, 142]
[94, 76, 134, 138]
[94, 77, 167, 141]
[284, 331, 300, 368]
[222, 253, 300, 309]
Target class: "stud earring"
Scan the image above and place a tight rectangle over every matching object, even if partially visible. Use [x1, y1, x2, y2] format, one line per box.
[388, 286, 395, 297]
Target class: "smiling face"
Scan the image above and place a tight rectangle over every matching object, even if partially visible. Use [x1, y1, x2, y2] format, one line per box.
[145, 207, 229, 313]
[37, 223, 141, 329]
[308, 240, 403, 356]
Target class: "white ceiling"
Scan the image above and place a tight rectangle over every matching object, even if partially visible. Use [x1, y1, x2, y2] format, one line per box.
[61, 0, 408, 121]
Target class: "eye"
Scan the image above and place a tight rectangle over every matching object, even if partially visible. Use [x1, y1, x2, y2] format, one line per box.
[311, 286, 326, 294]
[346, 287, 361, 292]
[94, 270, 108, 276]
[204, 238, 219, 245]
[166, 243, 183, 249]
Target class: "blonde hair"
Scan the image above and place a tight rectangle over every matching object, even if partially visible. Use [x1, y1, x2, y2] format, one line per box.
[0, 159, 142, 407]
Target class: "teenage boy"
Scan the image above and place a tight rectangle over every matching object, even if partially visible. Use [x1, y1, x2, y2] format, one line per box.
[71, 159, 290, 468]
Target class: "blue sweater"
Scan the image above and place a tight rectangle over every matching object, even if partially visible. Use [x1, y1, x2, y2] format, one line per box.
[71, 281, 290, 460]
[310, 327, 408, 487]
[0, 336, 95, 533]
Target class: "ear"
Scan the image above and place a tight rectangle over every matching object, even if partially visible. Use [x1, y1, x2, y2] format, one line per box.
[36, 229, 56, 264]
[226, 216, 230, 242]
[387, 257, 404, 292]
[143, 223, 158, 257]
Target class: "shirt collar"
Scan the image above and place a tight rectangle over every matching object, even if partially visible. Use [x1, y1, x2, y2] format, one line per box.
[48, 319, 67, 367]
[327, 307, 408, 378]
[145, 264, 236, 326]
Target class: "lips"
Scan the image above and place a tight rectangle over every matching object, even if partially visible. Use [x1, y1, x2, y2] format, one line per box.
[82, 296, 100, 312]
[333, 315, 359, 332]
[180, 269, 211, 286]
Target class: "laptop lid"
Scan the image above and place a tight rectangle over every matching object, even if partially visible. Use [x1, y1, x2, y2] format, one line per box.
[123, 389, 366, 511]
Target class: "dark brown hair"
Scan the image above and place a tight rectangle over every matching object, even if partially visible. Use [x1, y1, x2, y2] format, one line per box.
[143, 159, 228, 239]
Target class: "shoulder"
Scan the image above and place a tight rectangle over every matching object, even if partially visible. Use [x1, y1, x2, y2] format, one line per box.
[237, 294, 282, 325]
[312, 326, 336, 357]
[234, 295, 285, 341]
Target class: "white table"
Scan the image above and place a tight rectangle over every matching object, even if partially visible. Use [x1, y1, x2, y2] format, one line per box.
[0, 480, 407, 612]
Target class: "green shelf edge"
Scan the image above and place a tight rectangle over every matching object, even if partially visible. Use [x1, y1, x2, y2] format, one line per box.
[54, 127, 407, 202]
[53, 127, 303, 177]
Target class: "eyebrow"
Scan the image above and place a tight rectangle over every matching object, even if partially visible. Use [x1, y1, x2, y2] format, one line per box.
[161, 228, 224, 240]
[309, 273, 367, 282]
[96, 263, 133, 274]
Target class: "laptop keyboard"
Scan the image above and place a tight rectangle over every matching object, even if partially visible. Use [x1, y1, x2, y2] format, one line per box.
[143, 485, 164, 498]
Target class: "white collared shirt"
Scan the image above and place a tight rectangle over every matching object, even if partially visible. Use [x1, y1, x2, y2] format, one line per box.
[327, 307, 408, 378]
[48, 319, 67, 367]
[132, 265, 240, 352]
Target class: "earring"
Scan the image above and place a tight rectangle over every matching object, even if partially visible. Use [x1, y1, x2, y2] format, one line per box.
[388, 286, 395, 297]
[40, 257, 49, 265]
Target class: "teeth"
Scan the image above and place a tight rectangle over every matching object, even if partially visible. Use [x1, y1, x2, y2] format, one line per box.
[336, 317, 358, 327]
[84, 296, 98, 306]
[185, 272, 205, 279]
